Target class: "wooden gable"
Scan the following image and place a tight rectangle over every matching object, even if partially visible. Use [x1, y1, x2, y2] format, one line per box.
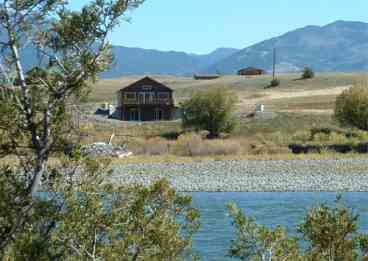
[118, 77, 173, 93]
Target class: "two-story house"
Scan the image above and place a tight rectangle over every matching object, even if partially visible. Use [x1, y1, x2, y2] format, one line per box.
[116, 77, 175, 121]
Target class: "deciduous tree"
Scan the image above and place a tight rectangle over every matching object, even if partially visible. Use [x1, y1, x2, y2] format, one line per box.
[181, 88, 237, 138]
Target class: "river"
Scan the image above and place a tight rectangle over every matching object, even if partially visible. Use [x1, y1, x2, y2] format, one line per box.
[190, 192, 368, 261]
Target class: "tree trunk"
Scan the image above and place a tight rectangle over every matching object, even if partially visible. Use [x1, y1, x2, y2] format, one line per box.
[30, 156, 47, 196]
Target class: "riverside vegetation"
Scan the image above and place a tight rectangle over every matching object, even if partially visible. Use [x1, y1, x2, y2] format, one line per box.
[0, 0, 197, 260]
[2, 0, 368, 260]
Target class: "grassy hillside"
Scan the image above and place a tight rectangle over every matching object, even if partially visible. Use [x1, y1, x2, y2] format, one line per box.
[90, 72, 365, 113]
[82, 72, 368, 161]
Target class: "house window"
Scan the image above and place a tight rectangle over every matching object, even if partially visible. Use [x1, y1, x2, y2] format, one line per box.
[129, 109, 140, 121]
[155, 109, 164, 121]
[138, 92, 154, 104]
[142, 85, 152, 91]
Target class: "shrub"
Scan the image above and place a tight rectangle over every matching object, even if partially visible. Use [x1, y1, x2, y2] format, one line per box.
[171, 133, 243, 157]
[335, 84, 368, 130]
[298, 198, 361, 260]
[292, 130, 312, 144]
[142, 137, 171, 155]
[160, 131, 181, 140]
[267, 78, 280, 88]
[202, 139, 243, 156]
[229, 198, 368, 261]
[172, 133, 203, 156]
[267, 131, 293, 145]
[181, 88, 237, 138]
[302, 67, 315, 79]
[228, 202, 302, 260]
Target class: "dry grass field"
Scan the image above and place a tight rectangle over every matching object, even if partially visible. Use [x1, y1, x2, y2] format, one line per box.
[90, 72, 365, 114]
[80, 72, 368, 161]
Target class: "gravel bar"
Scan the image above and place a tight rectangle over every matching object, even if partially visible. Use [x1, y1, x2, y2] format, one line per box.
[110, 159, 368, 192]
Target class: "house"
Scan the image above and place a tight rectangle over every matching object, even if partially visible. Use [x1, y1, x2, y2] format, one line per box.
[193, 74, 220, 80]
[237, 67, 265, 76]
[116, 77, 175, 121]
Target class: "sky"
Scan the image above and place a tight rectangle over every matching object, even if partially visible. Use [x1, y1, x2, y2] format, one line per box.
[69, 0, 368, 54]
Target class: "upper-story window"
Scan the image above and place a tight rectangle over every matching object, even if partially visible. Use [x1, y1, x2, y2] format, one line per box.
[142, 85, 153, 91]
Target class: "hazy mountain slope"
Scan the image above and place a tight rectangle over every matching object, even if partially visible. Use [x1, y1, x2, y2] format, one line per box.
[7, 20, 368, 77]
[194, 48, 240, 69]
[208, 21, 368, 74]
[101, 46, 239, 78]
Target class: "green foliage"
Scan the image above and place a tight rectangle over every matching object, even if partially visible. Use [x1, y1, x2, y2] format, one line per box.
[335, 84, 368, 130]
[181, 88, 238, 138]
[228, 202, 302, 261]
[228, 198, 368, 261]
[1, 158, 200, 260]
[298, 198, 362, 261]
[0, 1, 202, 260]
[268, 78, 280, 88]
[302, 67, 315, 79]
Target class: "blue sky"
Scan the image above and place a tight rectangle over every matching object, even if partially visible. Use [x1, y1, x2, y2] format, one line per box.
[70, 0, 368, 54]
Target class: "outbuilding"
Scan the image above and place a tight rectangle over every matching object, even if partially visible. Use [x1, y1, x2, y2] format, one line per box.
[237, 67, 266, 76]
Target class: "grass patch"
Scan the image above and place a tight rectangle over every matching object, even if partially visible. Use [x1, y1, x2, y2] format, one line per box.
[236, 112, 338, 137]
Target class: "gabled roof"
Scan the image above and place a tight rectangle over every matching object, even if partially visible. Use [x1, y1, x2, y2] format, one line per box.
[238, 67, 265, 71]
[118, 76, 173, 93]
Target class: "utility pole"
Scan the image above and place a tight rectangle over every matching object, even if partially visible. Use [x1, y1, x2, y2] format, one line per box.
[273, 48, 276, 80]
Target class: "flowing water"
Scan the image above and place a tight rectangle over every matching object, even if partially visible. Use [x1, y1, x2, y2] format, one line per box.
[190, 192, 368, 261]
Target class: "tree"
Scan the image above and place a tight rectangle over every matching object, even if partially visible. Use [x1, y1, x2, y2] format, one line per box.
[0, 1, 201, 259]
[1, 159, 200, 260]
[181, 88, 237, 138]
[302, 67, 315, 79]
[335, 84, 368, 130]
[228, 202, 302, 261]
[228, 198, 368, 261]
[0, 0, 145, 247]
[298, 197, 362, 261]
[0, 0, 144, 198]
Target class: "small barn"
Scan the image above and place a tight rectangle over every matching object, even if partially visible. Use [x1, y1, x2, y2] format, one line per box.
[193, 74, 220, 80]
[116, 77, 175, 121]
[237, 67, 266, 76]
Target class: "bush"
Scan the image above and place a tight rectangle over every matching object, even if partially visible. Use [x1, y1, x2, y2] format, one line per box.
[172, 133, 203, 156]
[171, 133, 243, 157]
[298, 198, 362, 260]
[302, 67, 315, 79]
[335, 84, 368, 130]
[181, 88, 237, 138]
[267, 78, 280, 88]
[228, 198, 368, 261]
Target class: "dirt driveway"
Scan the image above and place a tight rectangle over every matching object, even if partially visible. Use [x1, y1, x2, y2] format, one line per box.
[240, 85, 352, 114]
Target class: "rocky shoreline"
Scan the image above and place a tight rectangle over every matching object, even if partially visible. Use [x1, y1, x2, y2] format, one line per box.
[110, 159, 368, 192]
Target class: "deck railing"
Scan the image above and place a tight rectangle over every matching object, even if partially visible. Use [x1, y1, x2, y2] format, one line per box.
[123, 98, 174, 106]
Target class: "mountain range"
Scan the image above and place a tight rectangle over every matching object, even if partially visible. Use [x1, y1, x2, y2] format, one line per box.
[101, 47, 239, 78]
[209, 20, 368, 74]
[15, 20, 368, 78]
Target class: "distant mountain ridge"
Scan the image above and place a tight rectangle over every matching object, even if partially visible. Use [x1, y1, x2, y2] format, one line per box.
[209, 20, 368, 74]
[101, 47, 239, 78]
[12, 20, 368, 77]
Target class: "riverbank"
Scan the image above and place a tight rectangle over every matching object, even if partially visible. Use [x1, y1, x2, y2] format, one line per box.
[111, 159, 368, 192]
